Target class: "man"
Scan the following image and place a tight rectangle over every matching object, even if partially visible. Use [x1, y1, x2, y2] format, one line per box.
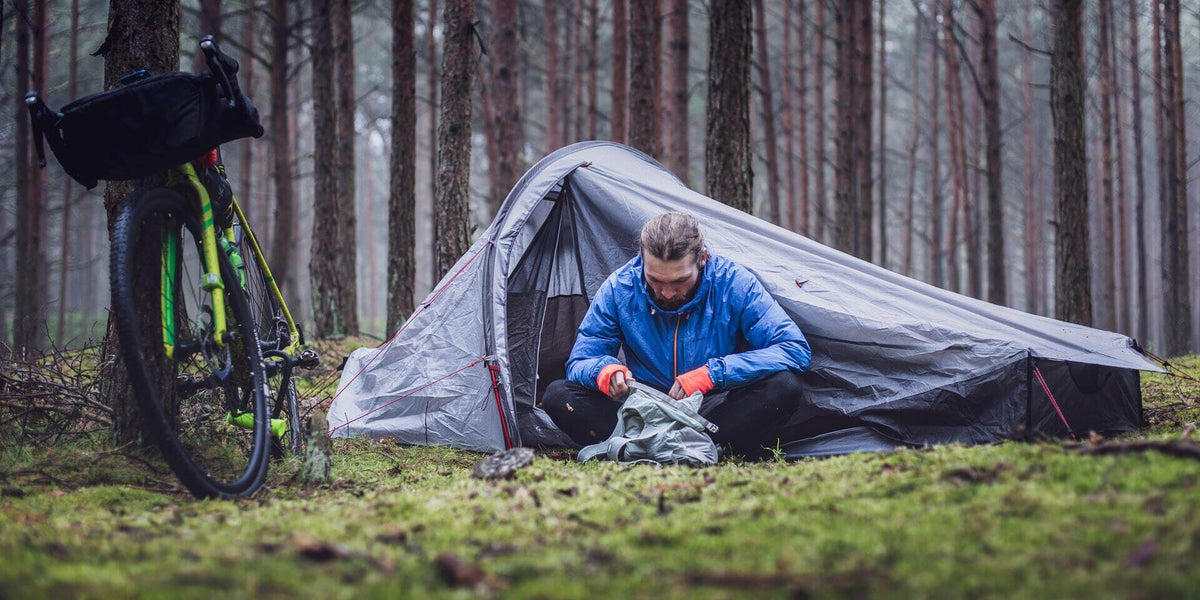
[542, 212, 812, 458]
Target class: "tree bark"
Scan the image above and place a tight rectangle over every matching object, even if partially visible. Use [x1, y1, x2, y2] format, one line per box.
[426, 0, 439, 280]
[927, 4, 943, 287]
[834, 0, 871, 260]
[1022, 0, 1039, 313]
[979, 0, 1005, 305]
[333, 0, 359, 334]
[664, 0, 689, 183]
[752, 0, 780, 225]
[97, 0, 181, 444]
[813, 0, 827, 242]
[11, 0, 30, 352]
[628, 0, 661, 158]
[942, 0, 967, 294]
[238, 4, 256, 228]
[902, 10, 921, 278]
[491, 0, 523, 216]
[269, 0, 298, 313]
[1050, 0, 1092, 326]
[434, 0, 475, 280]
[1097, 0, 1117, 331]
[705, 0, 752, 213]
[782, 0, 796, 230]
[796, 0, 810, 235]
[311, 0, 351, 338]
[544, 0, 563, 151]
[1160, 0, 1191, 355]
[57, 0, 81, 343]
[586, 0, 598, 139]
[876, 0, 887, 267]
[14, 0, 48, 354]
[387, 0, 416, 332]
[1128, 0, 1147, 341]
[572, 0, 585, 142]
[1109, 0, 1129, 332]
[611, 0, 627, 143]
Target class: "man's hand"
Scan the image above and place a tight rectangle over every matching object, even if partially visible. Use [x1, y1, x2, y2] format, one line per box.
[668, 380, 686, 400]
[608, 369, 633, 400]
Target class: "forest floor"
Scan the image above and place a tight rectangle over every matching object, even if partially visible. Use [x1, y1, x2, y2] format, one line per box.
[2, 341, 1199, 600]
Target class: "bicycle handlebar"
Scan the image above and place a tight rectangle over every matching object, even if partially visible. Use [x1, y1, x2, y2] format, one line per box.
[199, 36, 241, 110]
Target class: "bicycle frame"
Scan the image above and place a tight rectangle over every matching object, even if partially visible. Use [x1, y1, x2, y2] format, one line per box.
[159, 161, 302, 360]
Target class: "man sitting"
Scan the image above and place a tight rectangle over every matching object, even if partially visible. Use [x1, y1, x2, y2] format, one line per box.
[542, 212, 812, 458]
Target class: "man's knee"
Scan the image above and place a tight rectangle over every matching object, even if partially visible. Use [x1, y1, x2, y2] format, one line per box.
[755, 370, 805, 411]
[541, 379, 574, 415]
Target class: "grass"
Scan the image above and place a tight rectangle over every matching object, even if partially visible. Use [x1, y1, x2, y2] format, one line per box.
[1, 348, 1198, 600]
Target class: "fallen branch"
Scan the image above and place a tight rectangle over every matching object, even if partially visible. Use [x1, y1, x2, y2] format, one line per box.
[1069, 439, 1200, 461]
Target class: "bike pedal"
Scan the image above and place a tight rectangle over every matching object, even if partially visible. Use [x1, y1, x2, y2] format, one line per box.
[295, 349, 321, 370]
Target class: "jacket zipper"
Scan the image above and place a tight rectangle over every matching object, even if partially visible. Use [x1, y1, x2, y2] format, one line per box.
[673, 315, 681, 379]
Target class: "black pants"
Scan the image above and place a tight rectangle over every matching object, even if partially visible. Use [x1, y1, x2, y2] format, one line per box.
[541, 371, 803, 459]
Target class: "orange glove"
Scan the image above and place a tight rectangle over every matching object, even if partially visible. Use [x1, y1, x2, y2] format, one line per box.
[597, 364, 633, 397]
[675, 366, 714, 396]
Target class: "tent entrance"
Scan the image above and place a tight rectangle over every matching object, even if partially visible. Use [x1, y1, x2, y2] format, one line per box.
[505, 177, 591, 447]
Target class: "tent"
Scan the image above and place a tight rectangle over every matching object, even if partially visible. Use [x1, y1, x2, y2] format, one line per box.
[329, 141, 1161, 457]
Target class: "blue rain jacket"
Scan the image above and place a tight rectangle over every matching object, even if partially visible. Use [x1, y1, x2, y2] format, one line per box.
[566, 252, 812, 392]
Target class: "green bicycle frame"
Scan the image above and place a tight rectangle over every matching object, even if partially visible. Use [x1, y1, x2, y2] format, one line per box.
[161, 162, 229, 357]
[158, 161, 302, 360]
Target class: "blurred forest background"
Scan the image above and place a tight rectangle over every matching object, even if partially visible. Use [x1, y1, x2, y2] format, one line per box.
[1, 0, 1197, 356]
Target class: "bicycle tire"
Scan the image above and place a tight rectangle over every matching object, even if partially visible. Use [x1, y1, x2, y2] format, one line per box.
[110, 187, 270, 498]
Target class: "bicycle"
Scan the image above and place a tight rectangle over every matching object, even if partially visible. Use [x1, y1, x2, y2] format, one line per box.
[25, 37, 318, 499]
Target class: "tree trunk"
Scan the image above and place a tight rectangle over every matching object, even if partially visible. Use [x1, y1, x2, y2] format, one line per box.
[664, 0, 689, 183]
[876, 0, 887, 268]
[57, 0, 81, 343]
[426, 0, 439, 281]
[814, 0, 827, 242]
[1160, 0, 1191, 355]
[928, 5, 942, 287]
[705, 0, 751, 213]
[1129, 0, 1147, 341]
[1050, 0, 1092, 326]
[544, 0, 562, 151]
[1108, 1, 1129, 332]
[782, 0, 796, 230]
[833, 0, 856, 254]
[628, 0, 661, 158]
[942, 0, 969, 294]
[387, 0, 416, 333]
[269, 0, 298, 314]
[1022, 0, 1039, 313]
[238, 4, 256, 228]
[11, 0, 31, 353]
[333, 0, 359, 334]
[586, 0, 598, 139]
[834, 0, 871, 260]
[611, 0, 627, 143]
[14, 0, 48, 354]
[492, 0, 523, 215]
[96, 0, 181, 444]
[852, 0, 873, 261]
[311, 0, 350, 338]
[902, 11, 921, 278]
[434, 0, 475, 280]
[572, 0, 585, 142]
[1097, 0, 1117, 331]
[979, 0, 1004, 305]
[796, 0, 810, 235]
[753, 0, 780, 225]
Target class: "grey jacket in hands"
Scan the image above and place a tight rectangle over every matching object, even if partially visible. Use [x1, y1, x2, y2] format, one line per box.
[578, 382, 721, 465]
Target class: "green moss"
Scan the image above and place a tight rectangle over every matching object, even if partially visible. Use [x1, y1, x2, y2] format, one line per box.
[2, 353, 1198, 599]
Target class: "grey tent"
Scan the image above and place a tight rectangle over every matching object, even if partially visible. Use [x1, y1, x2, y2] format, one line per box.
[329, 141, 1161, 456]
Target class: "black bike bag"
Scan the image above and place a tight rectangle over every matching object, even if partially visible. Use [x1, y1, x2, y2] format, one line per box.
[27, 68, 263, 190]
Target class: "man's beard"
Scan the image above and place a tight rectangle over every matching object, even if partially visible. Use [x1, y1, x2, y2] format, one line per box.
[650, 286, 695, 311]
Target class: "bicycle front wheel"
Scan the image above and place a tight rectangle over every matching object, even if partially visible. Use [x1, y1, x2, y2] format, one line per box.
[110, 187, 270, 499]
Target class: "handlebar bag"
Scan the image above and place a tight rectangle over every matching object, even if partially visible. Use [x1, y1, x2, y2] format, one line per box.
[29, 70, 263, 190]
